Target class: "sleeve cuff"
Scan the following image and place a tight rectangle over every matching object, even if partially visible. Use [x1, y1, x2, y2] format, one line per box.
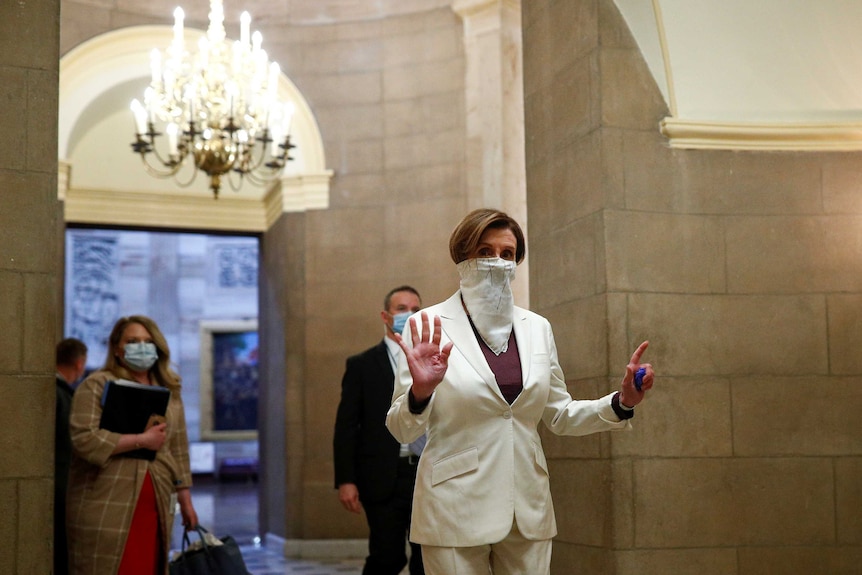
[408, 389, 432, 414]
[611, 392, 635, 420]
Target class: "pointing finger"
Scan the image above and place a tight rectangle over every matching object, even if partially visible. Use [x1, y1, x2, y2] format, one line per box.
[629, 340, 649, 365]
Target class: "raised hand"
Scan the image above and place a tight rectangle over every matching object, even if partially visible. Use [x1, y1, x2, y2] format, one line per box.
[619, 340, 654, 407]
[394, 311, 453, 402]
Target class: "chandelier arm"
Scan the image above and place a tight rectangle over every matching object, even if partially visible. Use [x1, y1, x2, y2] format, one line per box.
[226, 169, 244, 193]
[238, 171, 266, 186]
[238, 131, 274, 175]
[240, 165, 281, 187]
[146, 143, 184, 170]
[139, 122, 195, 170]
[137, 152, 185, 179]
[170, 162, 201, 188]
[237, 139, 292, 185]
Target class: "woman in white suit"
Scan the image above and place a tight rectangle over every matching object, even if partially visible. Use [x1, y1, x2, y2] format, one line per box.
[386, 208, 655, 575]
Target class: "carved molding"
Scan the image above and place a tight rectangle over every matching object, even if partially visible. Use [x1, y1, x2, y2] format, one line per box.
[660, 117, 862, 150]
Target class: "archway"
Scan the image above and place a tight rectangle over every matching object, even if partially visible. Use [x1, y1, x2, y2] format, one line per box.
[58, 25, 332, 547]
[59, 25, 332, 231]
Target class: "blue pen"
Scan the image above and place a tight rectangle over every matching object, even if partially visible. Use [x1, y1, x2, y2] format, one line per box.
[634, 367, 646, 391]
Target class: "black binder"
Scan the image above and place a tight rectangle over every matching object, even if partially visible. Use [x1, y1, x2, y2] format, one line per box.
[99, 379, 171, 461]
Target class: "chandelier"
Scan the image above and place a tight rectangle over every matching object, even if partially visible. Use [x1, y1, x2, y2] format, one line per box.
[130, 0, 295, 199]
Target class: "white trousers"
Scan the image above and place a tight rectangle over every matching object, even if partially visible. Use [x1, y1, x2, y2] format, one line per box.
[420, 520, 552, 575]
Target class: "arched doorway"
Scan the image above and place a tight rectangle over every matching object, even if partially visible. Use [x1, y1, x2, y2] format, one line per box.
[58, 25, 333, 547]
[59, 25, 332, 228]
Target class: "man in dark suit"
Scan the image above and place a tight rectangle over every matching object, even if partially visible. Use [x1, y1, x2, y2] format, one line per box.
[334, 285, 425, 575]
[54, 337, 88, 575]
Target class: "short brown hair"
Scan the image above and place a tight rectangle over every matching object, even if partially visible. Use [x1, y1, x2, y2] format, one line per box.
[56, 338, 88, 367]
[448, 208, 526, 264]
[383, 285, 421, 311]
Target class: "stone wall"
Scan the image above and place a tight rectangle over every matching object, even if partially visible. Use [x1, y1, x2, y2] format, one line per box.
[0, 1, 62, 573]
[523, 1, 862, 573]
[262, 8, 471, 540]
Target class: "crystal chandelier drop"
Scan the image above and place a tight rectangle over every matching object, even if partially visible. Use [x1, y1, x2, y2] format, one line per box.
[130, 0, 295, 199]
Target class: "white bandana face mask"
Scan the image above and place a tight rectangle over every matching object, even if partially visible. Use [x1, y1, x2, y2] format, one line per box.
[457, 257, 517, 355]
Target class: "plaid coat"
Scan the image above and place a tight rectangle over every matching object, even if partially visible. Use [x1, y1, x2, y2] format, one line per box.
[67, 370, 194, 575]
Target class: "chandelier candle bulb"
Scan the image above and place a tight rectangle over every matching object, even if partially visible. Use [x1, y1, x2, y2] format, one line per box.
[166, 123, 179, 156]
[131, 99, 147, 135]
[173, 8, 184, 51]
[252, 31, 262, 55]
[144, 87, 155, 123]
[227, 82, 236, 117]
[186, 91, 194, 124]
[240, 11, 250, 47]
[270, 128, 281, 157]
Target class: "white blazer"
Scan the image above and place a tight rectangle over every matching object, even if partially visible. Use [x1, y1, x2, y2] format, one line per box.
[386, 291, 630, 547]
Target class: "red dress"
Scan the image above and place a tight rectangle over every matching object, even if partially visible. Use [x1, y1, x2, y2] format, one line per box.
[118, 471, 162, 575]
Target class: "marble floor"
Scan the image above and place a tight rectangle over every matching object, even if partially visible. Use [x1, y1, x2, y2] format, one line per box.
[169, 476, 365, 575]
[229, 546, 364, 575]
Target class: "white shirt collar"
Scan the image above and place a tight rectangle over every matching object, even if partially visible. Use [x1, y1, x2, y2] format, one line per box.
[383, 337, 401, 371]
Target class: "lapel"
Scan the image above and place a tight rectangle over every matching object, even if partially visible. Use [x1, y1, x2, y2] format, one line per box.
[511, 306, 532, 392]
[372, 340, 395, 388]
[437, 292, 510, 402]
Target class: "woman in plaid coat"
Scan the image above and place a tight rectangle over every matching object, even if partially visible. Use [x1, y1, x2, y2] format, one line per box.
[67, 315, 198, 575]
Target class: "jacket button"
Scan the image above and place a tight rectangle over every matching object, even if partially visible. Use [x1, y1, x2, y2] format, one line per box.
[503, 410, 512, 419]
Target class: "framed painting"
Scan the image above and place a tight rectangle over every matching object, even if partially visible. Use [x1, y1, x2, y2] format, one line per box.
[199, 319, 259, 441]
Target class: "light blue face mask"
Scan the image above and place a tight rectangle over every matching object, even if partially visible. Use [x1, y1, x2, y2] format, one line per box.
[123, 342, 158, 372]
[391, 312, 411, 335]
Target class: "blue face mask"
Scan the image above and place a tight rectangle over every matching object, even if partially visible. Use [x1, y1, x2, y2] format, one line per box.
[391, 312, 411, 335]
[123, 342, 158, 372]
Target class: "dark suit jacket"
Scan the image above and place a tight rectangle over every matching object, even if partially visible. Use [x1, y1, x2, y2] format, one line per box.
[55, 377, 74, 575]
[333, 340, 402, 503]
[55, 378, 74, 495]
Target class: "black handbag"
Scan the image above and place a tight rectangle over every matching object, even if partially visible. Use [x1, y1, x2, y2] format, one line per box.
[169, 525, 251, 575]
